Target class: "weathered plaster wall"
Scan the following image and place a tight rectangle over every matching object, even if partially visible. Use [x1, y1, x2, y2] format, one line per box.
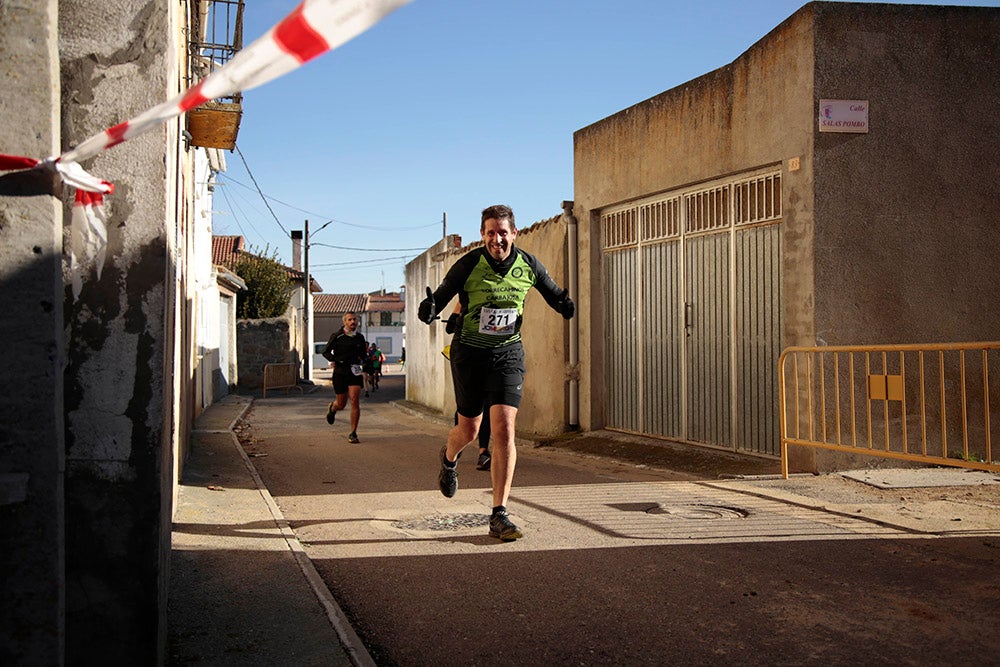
[807, 3, 1000, 473]
[0, 1, 65, 663]
[405, 235, 464, 418]
[58, 0, 177, 661]
[811, 3, 1000, 345]
[507, 216, 572, 436]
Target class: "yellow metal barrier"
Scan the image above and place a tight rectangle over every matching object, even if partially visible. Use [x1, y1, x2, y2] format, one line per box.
[779, 342, 1000, 478]
[262, 362, 303, 398]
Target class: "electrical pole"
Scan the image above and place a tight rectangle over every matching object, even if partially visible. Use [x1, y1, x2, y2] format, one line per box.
[303, 219, 311, 380]
[442, 211, 447, 239]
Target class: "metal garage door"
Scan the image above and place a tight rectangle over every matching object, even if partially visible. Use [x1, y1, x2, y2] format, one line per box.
[602, 170, 782, 456]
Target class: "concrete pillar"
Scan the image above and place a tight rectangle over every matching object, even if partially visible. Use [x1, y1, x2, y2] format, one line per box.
[59, 0, 177, 662]
[0, 0, 66, 664]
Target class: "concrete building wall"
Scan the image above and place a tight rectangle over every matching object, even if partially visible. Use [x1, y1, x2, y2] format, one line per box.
[810, 3, 1000, 345]
[362, 324, 404, 362]
[0, 1, 65, 663]
[805, 3, 1000, 472]
[573, 2, 999, 471]
[289, 282, 308, 376]
[508, 216, 574, 436]
[405, 236, 461, 418]
[2, 0, 234, 661]
[58, 0, 189, 661]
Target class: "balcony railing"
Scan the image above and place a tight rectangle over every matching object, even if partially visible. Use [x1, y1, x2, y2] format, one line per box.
[186, 0, 245, 149]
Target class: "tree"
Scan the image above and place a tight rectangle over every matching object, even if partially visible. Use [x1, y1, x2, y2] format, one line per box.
[230, 244, 291, 318]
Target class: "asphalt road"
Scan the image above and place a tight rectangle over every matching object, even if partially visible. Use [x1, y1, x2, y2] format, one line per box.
[239, 371, 1000, 666]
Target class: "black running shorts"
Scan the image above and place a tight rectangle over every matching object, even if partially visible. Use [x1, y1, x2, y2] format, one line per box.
[450, 340, 525, 416]
[332, 366, 363, 394]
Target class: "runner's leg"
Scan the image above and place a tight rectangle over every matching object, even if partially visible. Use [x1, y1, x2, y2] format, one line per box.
[489, 404, 518, 507]
[348, 384, 362, 432]
[446, 413, 481, 462]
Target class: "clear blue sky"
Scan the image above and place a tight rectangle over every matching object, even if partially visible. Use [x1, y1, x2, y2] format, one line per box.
[215, 0, 995, 295]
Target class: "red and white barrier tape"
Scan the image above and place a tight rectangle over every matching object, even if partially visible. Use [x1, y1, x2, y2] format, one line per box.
[0, 0, 411, 297]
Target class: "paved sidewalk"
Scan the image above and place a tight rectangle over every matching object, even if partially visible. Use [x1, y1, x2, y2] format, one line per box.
[167, 394, 370, 666]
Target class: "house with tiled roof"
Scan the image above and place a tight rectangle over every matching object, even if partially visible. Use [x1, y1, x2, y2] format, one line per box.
[314, 293, 367, 316]
[361, 290, 405, 363]
[212, 235, 322, 293]
[212, 235, 323, 386]
[313, 290, 406, 365]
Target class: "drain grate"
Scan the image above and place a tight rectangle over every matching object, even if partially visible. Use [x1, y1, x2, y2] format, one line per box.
[393, 513, 489, 531]
[608, 502, 750, 520]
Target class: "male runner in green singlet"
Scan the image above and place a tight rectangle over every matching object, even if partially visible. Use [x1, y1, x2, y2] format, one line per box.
[418, 204, 575, 540]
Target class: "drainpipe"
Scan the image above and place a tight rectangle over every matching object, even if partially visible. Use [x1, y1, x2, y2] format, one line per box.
[561, 200, 580, 430]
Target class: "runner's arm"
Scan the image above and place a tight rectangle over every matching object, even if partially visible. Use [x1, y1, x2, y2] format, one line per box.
[419, 252, 477, 322]
[322, 335, 336, 363]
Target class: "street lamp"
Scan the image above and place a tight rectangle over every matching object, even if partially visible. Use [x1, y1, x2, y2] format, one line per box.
[302, 218, 335, 381]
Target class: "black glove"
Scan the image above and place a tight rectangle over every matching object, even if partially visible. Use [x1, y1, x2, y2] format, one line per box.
[557, 291, 575, 319]
[445, 313, 461, 334]
[418, 286, 436, 324]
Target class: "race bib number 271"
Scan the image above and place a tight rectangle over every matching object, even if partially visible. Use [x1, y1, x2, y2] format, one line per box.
[479, 307, 517, 335]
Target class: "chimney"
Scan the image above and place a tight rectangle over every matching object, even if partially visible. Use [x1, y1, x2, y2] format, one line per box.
[291, 230, 303, 271]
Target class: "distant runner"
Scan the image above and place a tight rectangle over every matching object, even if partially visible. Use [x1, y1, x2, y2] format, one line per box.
[322, 311, 366, 444]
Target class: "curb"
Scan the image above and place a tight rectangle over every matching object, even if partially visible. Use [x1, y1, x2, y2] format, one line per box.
[227, 397, 377, 667]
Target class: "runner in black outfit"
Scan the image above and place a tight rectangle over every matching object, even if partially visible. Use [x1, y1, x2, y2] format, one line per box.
[419, 204, 575, 540]
[322, 311, 367, 444]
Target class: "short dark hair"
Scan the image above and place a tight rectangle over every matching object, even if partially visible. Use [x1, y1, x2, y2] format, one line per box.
[481, 204, 515, 233]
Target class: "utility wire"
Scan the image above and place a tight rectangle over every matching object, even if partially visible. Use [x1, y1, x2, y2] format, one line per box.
[234, 144, 289, 236]
[311, 242, 427, 252]
[311, 259, 407, 273]
[312, 254, 413, 267]
[216, 172, 441, 232]
[218, 185, 254, 240]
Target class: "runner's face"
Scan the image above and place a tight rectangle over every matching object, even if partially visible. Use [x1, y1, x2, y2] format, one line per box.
[344, 315, 358, 332]
[482, 218, 516, 261]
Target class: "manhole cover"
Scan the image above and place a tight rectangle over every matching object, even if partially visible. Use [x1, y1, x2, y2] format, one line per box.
[650, 504, 750, 520]
[609, 502, 749, 520]
[393, 513, 489, 531]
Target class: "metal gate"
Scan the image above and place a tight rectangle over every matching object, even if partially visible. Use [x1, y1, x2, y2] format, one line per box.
[603, 169, 782, 455]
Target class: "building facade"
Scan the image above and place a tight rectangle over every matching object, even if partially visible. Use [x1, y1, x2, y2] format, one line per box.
[573, 2, 1000, 470]
[1, 0, 237, 662]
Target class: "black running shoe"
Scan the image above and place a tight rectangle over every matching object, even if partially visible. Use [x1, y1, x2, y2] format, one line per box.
[489, 510, 523, 541]
[476, 451, 491, 471]
[438, 445, 458, 498]
[325, 402, 336, 425]
[347, 432, 360, 444]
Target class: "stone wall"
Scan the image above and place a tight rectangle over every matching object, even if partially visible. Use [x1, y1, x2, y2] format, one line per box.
[237, 317, 300, 389]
